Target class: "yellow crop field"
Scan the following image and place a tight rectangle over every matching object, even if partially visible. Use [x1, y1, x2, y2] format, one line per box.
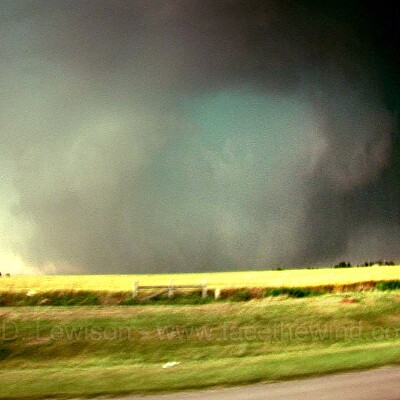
[0, 265, 399, 293]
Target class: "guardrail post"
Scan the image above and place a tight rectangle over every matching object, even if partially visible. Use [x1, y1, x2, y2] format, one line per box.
[132, 281, 139, 298]
[168, 281, 175, 298]
[215, 287, 221, 300]
[202, 279, 208, 298]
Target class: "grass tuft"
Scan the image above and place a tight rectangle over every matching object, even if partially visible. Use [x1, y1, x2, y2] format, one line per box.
[375, 280, 400, 291]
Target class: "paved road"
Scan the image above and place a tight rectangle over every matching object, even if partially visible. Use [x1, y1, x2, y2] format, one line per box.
[114, 366, 400, 400]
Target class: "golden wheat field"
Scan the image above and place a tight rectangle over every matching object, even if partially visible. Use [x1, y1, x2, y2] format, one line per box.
[0, 265, 399, 293]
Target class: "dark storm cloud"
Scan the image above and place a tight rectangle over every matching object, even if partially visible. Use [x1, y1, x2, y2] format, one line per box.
[0, 0, 398, 273]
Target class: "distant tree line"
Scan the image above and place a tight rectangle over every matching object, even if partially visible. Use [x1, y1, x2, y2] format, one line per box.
[272, 260, 397, 271]
[333, 260, 396, 268]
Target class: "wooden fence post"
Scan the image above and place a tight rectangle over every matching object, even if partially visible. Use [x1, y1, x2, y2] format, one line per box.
[202, 279, 208, 299]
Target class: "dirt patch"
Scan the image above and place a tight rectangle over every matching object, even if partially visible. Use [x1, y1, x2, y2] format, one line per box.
[341, 297, 358, 304]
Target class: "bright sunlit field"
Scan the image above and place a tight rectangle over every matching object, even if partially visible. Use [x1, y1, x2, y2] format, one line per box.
[0, 265, 399, 293]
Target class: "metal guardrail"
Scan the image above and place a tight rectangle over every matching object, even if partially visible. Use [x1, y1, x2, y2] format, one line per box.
[132, 280, 208, 301]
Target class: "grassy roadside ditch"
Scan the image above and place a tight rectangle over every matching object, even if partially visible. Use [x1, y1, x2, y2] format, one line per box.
[0, 290, 400, 398]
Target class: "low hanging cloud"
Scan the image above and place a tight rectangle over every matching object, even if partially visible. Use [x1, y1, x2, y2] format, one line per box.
[0, 1, 397, 274]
